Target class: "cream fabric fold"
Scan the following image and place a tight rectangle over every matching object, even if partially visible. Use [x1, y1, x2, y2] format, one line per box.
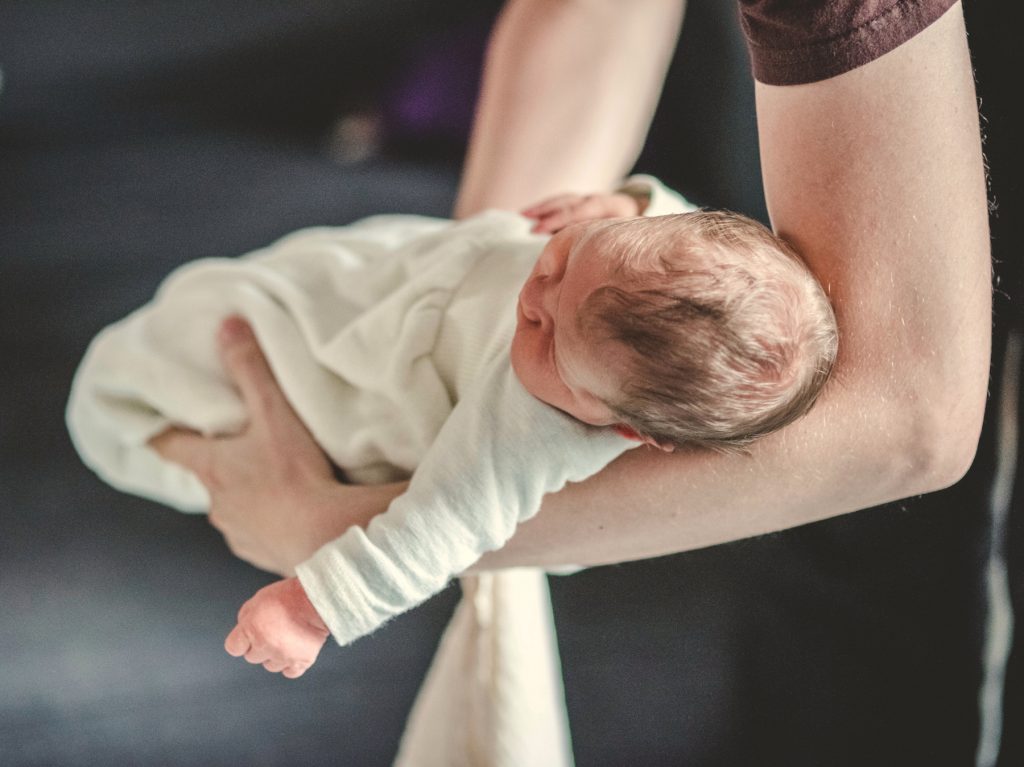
[395, 572, 574, 767]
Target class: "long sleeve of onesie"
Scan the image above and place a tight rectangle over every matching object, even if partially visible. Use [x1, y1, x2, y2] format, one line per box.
[295, 357, 636, 646]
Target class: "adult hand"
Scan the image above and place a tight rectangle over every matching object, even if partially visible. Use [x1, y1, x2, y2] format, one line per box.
[148, 316, 402, 575]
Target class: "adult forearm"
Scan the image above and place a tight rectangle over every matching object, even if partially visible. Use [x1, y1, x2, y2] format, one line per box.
[472, 2, 990, 570]
[454, 0, 685, 218]
[473, 384, 953, 571]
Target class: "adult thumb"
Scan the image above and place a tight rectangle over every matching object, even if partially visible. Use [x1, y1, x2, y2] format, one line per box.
[148, 427, 215, 477]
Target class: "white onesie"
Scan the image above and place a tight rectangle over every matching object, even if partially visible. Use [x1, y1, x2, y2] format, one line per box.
[66, 176, 692, 645]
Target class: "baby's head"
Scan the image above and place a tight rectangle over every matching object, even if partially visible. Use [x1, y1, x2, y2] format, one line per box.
[510, 211, 838, 452]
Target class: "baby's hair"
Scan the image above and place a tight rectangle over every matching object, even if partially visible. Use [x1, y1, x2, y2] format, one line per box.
[577, 211, 838, 452]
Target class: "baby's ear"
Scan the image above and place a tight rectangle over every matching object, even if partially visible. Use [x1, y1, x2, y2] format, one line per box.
[612, 424, 676, 452]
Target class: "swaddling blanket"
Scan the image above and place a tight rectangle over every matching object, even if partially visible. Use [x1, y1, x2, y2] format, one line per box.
[66, 208, 634, 765]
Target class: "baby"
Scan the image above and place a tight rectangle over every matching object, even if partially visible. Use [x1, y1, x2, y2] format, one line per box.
[67, 177, 837, 679]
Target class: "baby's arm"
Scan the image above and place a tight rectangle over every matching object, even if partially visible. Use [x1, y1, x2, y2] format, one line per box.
[291, 357, 634, 650]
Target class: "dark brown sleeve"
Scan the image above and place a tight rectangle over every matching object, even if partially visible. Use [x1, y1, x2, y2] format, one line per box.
[739, 0, 958, 85]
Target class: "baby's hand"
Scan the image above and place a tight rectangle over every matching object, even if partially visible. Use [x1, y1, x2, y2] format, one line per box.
[225, 577, 330, 679]
[521, 192, 643, 234]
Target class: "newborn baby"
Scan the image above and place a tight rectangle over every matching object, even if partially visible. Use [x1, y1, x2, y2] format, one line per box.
[67, 177, 837, 678]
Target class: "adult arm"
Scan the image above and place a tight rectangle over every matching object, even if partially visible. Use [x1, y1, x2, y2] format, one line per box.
[453, 0, 685, 217]
[473, 1, 990, 568]
[379, 1, 991, 570]
[155, 3, 988, 575]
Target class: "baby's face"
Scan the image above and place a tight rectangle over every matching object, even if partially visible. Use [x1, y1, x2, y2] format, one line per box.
[510, 223, 622, 426]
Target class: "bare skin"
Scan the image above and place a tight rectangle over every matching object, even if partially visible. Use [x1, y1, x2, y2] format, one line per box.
[224, 576, 329, 679]
[453, 0, 685, 217]
[154, 2, 988, 606]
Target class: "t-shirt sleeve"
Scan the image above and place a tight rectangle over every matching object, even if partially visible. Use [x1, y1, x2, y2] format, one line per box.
[738, 0, 958, 85]
[295, 357, 635, 646]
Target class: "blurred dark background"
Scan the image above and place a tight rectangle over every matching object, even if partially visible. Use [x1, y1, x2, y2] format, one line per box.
[0, 1, 1018, 765]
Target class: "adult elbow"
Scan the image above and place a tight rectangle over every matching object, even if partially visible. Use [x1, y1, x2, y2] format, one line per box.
[894, 302, 992, 494]
[905, 389, 987, 495]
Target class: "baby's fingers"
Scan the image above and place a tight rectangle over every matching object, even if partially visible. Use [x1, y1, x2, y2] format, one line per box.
[282, 663, 311, 680]
[572, 195, 614, 220]
[529, 203, 586, 234]
[529, 214, 567, 234]
[520, 194, 580, 218]
[225, 624, 252, 658]
[530, 194, 620, 234]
